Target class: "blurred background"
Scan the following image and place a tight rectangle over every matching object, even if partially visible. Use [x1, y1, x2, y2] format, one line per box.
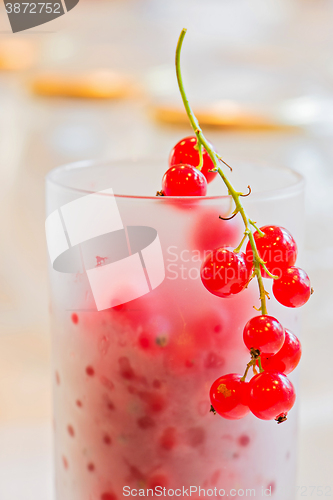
[0, 0, 332, 498]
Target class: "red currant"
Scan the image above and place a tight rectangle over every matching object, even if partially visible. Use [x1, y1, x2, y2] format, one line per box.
[272, 266, 311, 308]
[147, 474, 168, 490]
[71, 313, 79, 324]
[161, 164, 207, 196]
[243, 315, 285, 355]
[190, 207, 240, 255]
[159, 427, 177, 450]
[261, 329, 302, 375]
[245, 226, 297, 278]
[248, 371, 296, 420]
[200, 247, 250, 298]
[210, 374, 250, 420]
[101, 493, 117, 500]
[169, 136, 217, 183]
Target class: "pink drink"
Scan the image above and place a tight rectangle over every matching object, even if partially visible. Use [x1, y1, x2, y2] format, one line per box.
[46, 160, 304, 500]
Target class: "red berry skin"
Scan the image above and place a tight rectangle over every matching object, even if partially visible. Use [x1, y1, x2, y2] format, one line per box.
[162, 164, 207, 196]
[272, 266, 311, 308]
[261, 329, 302, 375]
[248, 371, 296, 420]
[191, 208, 240, 257]
[101, 493, 117, 500]
[210, 374, 250, 420]
[200, 247, 250, 298]
[245, 226, 297, 278]
[243, 315, 285, 355]
[169, 136, 217, 183]
[147, 474, 168, 490]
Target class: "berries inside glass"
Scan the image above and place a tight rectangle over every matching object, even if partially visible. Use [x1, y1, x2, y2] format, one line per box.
[47, 159, 306, 500]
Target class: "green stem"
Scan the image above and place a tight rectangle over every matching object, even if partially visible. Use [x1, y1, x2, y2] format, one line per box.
[257, 356, 264, 373]
[175, 28, 268, 315]
[194, 141, 204, 170]
[249, 219, 265, 237]
[175, 29, 201, 135]
[241, 361, 253, 382]
[248, 232, 268, 315]
[234, 233, 248, 254]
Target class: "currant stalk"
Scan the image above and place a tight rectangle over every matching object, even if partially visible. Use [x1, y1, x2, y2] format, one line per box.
[175, 28, 274, 315]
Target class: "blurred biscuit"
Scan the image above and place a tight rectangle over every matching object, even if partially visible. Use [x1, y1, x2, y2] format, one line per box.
[0, 38, 37, 71]
[151, 100, 299, 131]
[31, 69, 134, 99]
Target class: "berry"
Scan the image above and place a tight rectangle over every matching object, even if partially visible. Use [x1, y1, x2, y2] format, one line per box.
[103, 434, 112, 445]
[210, 374, 250, 420]
[248, 371, 296, 420]
[86, 366, 95, 377]
[186, 427, 205, 447]
[261, 329, 302, 375]
[238, 434, 250, 447]
[101, 493, 117, 500]
[272, 266, 311, 308]
[119, 357, 135, 380]
[138, 391, 166, 413]
[137, 416, 155, 429]
[138, 333, 151, 350]
[147, 474, 168, 490]
[243, 315, 285, 355]
[67, 425, 75, 437]
[71, 313, 79, 324]
[159, 427, 177, 450]
[161, 164, 207, 196]
[245, 226, 297, 278]
[169, 136, 217, 183]
[200, 247, 250, 298]
[190, 207, 240, 255]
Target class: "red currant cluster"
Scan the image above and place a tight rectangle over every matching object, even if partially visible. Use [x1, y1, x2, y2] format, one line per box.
[207, 227, 309, 423]
[210, 321, 301, 423]
[156, 28, 312, 424]
[246, 226, 311, 307]
[158, 135, 311, 423]
[157, 136, 216, 196]
[201, 225, 311, 308]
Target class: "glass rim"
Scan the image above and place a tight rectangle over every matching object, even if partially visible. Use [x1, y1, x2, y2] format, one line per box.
[46, 158, 305, 201]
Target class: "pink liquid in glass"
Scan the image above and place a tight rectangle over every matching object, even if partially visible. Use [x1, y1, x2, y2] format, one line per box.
[47, 160, 304, 500]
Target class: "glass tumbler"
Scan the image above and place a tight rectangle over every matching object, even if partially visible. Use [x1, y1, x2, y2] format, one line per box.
[46, 159, 304, 500]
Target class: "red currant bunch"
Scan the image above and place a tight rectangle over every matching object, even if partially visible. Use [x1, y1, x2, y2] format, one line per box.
[158, 135, 219, 197]
[210, 316, 302, 422]
[169, 136, 217, 184]
[245, 225, 311, 309]
[165, 30, 313, 426]
[210, 368, 296, 422]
